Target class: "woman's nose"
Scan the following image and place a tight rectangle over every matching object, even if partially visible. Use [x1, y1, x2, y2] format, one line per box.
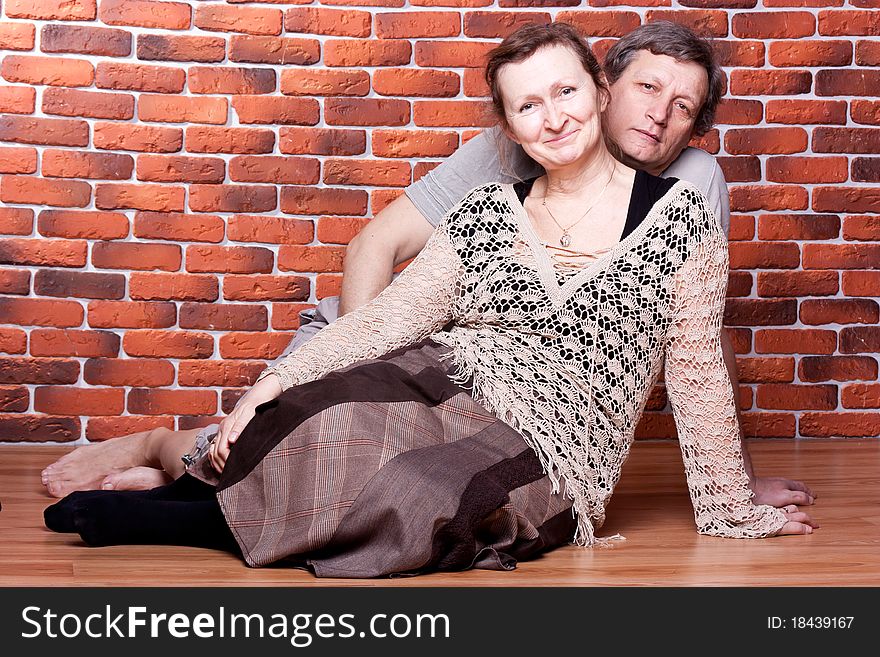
[544, 102, 566, 130]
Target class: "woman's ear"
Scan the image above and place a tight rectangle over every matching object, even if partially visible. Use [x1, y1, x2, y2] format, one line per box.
[501, 119, 521, 145]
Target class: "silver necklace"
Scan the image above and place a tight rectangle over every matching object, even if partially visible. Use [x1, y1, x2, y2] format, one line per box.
[541, 166, 616, 248]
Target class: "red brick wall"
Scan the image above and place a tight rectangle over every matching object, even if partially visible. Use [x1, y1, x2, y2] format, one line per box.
[0, 1, 878, 443]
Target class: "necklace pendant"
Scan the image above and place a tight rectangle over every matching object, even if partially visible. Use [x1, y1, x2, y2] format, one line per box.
[560, 233, 572, 248]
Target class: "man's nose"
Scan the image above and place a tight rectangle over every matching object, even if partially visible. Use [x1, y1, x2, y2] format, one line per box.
[646, 98, 671, 126]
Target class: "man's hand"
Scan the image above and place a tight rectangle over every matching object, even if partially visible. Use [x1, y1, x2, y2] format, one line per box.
[751, 476, 816, 508]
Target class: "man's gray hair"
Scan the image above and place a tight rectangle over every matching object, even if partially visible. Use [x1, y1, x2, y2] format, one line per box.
[603, 21, 724, 136]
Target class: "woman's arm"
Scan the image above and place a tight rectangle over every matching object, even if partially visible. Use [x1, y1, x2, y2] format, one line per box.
[663, 191, 815, 538]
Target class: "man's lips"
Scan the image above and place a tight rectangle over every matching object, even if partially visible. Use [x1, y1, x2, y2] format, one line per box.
[635, 129, 660, 143]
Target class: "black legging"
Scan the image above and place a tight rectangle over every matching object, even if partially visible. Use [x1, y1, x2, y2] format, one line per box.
[44, 474, 240, 554]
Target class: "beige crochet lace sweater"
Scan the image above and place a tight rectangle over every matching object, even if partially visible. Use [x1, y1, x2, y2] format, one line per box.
[259, 181, 788, 545]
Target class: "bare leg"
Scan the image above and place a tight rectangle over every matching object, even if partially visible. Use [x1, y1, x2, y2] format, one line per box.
[41, 427, 201, 498]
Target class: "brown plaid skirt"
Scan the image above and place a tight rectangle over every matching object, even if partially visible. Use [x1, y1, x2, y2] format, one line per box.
[187, 340, 576, 577]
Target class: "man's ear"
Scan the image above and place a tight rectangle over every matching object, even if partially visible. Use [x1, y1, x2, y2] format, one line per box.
[597, 73, 611, 113]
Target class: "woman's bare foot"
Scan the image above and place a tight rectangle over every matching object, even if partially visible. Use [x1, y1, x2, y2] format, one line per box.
[100, 466, 172, 491]
[41, 430, 153, 497]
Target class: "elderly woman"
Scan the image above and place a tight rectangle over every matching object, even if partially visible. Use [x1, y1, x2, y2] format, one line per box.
[45, 24, 814, 577]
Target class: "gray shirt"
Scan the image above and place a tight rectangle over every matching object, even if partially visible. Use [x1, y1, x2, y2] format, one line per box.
[406, 127, 730, 237]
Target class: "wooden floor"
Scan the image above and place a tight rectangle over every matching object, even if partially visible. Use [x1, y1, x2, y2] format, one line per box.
[1, 439, 878, 587]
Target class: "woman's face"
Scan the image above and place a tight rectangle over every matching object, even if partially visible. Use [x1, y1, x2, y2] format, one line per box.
[498, 44, 608, 173]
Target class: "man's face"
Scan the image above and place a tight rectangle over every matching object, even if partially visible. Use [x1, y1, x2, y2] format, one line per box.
[603, 50, 709, 175]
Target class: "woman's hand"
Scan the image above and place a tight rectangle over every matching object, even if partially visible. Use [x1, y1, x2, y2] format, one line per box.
[210, 373, 283, 474]
[751, 476, 816, 508]
[777, 504, 819, 536]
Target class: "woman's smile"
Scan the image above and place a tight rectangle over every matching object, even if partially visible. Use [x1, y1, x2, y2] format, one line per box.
[545, 129, 580, 144]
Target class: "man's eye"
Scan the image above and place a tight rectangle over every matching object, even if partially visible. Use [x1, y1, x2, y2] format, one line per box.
[641, 83, 655, 91]
[676, 103, 692, 115]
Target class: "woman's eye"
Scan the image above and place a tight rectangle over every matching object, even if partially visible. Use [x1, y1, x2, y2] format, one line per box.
[560, 87, 574, 96]
[520, 103, 535, 112]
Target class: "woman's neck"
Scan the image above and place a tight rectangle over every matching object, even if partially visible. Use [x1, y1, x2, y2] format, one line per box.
[540, 151, 620, 200]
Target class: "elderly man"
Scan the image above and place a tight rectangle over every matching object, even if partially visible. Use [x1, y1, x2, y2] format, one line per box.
[43, 22, 814, 517]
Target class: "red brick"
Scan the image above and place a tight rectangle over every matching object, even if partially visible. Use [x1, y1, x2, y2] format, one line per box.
[842, 271, 880, 297]
[803, 243, 880, 269]
[765, 99, 847, 125]
[278, 245, 346, 273]
[219, 332, 295, 360]
[757, 271, 839, 297]
[0, 386, 28, 412]
[179, 303, 268, 331]
[813, 127, 880, 154]
[736, 357, 795, 383]
[732, 11, 815, 38]
[0, 86, 35, 114]
[316, 273, 343, 299]
[186, 245, 274, 274]
[324, 40, 411, 67]
[1, 175, 91, 208]
[128, 388, 217, 416]
[178, 361, 267, 387]
[93, 122, 182, 153]
[129, 272, 219, 302]
[0, 116, 88, 147]
[185, 127, 275, 154]
[88, 300, 176, 329]
[728, 242, 800, 270]
[813, 186, 880, 213]
[0, 329, 27, 355]
[0, 238, 87, 267]
[133, 211, 225, 242]
[284, 7, 372, 37]
[726, 271, 752, 297]
[843, 214, 880, 240]
[855, 39, 880, 65]
[372, 130, 459, 159]
[38, 210, 129, 240]
[0, 269, 30, 295]
[818, 10, 880, 36]
[42, 88, 134, 121]
[30, 329, 120, 358]
[377, 11, 461, 38]
[0, 357, 79, 384]
[852, 159, 880, 184]
[714, 99, 763, 127]
[41, 23, 131, 57]
[136, 155, 225, 185]
[717, 156, 760, 183]
[279, 127, 366, 156]
[0, 207, 34, 234]
[800, 356, 877, 382]
[229, 156, 319, 185]
[757, 213, 839, 240]
[802, 298, 878, 325]
[723, 299, 797, 326]
[729, 69, 812, 96]
[757, 384, 837, 410]
[34, 270, 125, 300]
[799, 412, 880, 437]
[764, 0, 845, 5]
[415, 41, 497, 67]
[755, 329, 837, 355]
[766, 156, 847, 184]
[123, 330, 214, 359]
[0, 297, 83, 328]
[231, 96, 320, 125]
[86, 416, 175, 441]
[710, 40, 765, 68]
[227, 214, 313, 245]
[188, 67, 275, 95]
[99, 0, 191, 30]
[372, 69, 460, 98]
[222, 275, 309, 301]
[35, 386, 124, 416]
[95, 183, 184, 212]
[178, 415, 223, 430]
[194, 3, 282, 35]
[91, 242, 181, 272]
[83, 358, 174, 387]
[42, 150, 133, 181]
[95, 62, 185, 94]
[558, 10, 643, 36]
[0, 22, 36, 52]
[324, 159, 411, 187]
[462, 68, 490, 98]
[270, 303, 314, 330]
[280, 70, 370, 97]
[228, 35, 320, 65]
[0, 414, 80, 442]
[726, 128, 809, 156]
[1, 55, 94, 87]
[727, 215, 755, 242]
[414, 100, 494, 127]
[327, 0, 405, 5]
[729, 185, 809, 212]
[188, 184, 277, 213]
[644, 9, 729, 36]
[280, 186, 368, 216]
[769, 40, 851, 67]
[6, 0, 97, 21]
[842, 384, 880, 409]
[0, 146, 36, 175]
[817, 70, 880, 97]
[136, 34, 227, 63]
[840, 327, 880, 354]
[138, 95, 228, 125]
[316, 216, 370, 244]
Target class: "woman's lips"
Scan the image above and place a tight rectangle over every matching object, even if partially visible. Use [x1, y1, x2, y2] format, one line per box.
[545, 129, 578, 144]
